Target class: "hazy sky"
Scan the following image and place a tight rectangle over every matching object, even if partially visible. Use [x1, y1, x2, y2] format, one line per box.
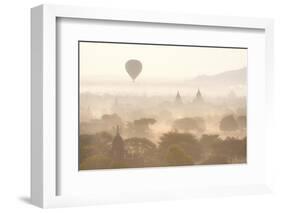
[79, 41, 247, 84]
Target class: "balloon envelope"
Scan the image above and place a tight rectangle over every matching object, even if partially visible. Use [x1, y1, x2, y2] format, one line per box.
[125, 59, 142, 81]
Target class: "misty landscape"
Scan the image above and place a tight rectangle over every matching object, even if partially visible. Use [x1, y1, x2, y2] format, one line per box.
[79, 42, 247, 170]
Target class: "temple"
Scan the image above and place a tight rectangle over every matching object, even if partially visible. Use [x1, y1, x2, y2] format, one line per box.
[193, 89, 204, 104]
[111, 125, 125, 162]
[175, 90, 183, 105]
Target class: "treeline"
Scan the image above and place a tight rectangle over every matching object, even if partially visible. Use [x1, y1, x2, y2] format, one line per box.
[80, 113, 246, 138]
[79, 131, 246, 170]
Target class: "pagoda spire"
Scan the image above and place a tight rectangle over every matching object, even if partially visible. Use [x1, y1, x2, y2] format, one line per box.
[196, 88, 202, 98]
[193, 88, 204, 104]
[175, 90, 183, 105]
[111, 125, 124, 162]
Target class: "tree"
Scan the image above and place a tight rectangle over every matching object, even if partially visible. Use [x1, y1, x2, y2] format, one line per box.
[80, 154, 112, 170]
[219, 115, 238, 131]
[101, 113, 123, 134]
[102, 113, 122, 124]
[199, 134, 223, 158]
[200, 134, 222, 145]
[126, 118, 157, 137]
[158, 132, 202, 163]
[173, 117, 206, 133]
[237, 115, 247, 129]
[124, 137, 157, 166]
[79, 132, 113, 169]
[205, 136, 247, 164]
[165, 146, 193, 166]
[222, 137, 247, 161]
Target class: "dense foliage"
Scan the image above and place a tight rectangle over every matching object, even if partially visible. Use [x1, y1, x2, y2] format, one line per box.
[79, 131, 246, 170]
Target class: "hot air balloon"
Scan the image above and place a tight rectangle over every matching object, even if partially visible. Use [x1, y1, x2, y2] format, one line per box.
[125, 59, 142, 82]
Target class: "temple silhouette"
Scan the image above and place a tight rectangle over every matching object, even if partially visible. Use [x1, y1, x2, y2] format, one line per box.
[193, 89, 204, 104]
[111, 125, 125, 162]
[174, 89, 204, 105]
[175, 90, 183, 105]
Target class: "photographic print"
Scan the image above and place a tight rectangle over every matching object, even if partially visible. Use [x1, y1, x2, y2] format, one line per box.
[79, 41, 247, 170]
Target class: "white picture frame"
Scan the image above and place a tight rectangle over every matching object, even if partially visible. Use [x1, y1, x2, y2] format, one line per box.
[31, 4, 274, 208]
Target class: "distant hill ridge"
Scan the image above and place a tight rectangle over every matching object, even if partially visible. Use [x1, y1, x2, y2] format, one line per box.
[188, 67, 247, 86]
